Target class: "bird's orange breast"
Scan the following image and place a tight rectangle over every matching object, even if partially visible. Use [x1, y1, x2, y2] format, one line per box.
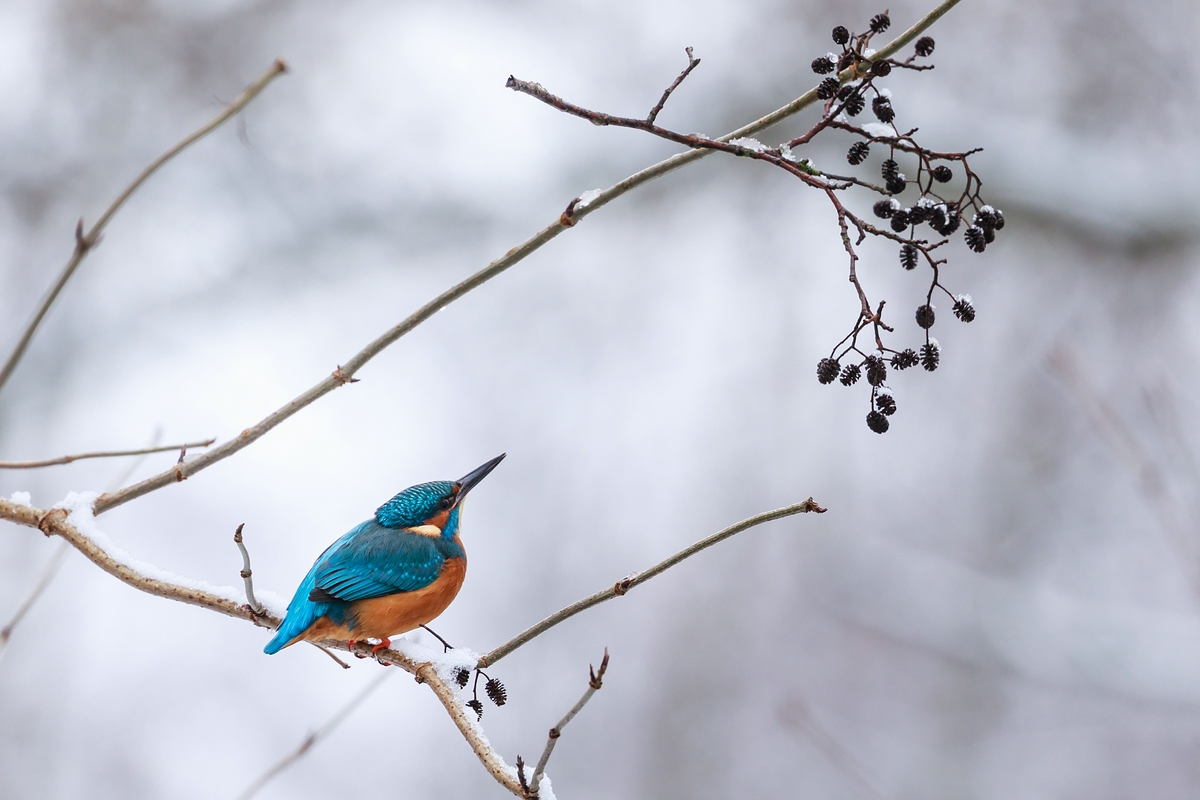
[297, 541, 468, 646]
[348, 555, 466, 639]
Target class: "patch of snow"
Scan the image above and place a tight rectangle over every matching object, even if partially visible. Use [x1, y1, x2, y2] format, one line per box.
[728, 137, 767, 152]
[9, 491, 31, 506]
[53, 491, 248, 607]
[955, 293, 974, 305]
[575, 189, 602, 209]
[861, 122, 894, 138]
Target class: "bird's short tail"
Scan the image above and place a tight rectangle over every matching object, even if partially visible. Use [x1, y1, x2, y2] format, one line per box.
[263, 573, 323, 655]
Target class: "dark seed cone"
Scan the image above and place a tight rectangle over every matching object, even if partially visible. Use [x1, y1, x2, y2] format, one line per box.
[832, 25, 850, 45]
[890, 348, 919, 370]
[847, 141, 870, 165]
[964, 225, 987, 252]
[974, 208, 998, 231]
[953, 298, 976, 322]
[886, 176, 907, 195]
[866, 410, 890, 433]
[920, 342, 940, 371]
[932, 164, 953, 183]
[929, 206, 948, 231]
[915, 304, 936, 329]
[876, 392, 897, 416]
[844, 92, 865, 116]
[817, 357, 841, 384]
[836, 84, 855, 101]
[812, 56, 835, 74]
[455, 668, 471, 688]
[870, 13, 891, 33]
[871, 96, 895, 123]
[992, 209, 1006, 230]
[466, 699, 484, 720]
[900, 243, 918, 270]
[873, 199, 897, 219]
[938, 207, 961, 235]
[915, 36, 936, 57]
[890, 211, 910, 232]
[817, 77, 840, 100]
[872, 60, 892, 77]
[839, 363, 862, 386]
[908, 205, 928, 225]
[881, 158, 899, 182]
[984, 227, 996, 244]
[485, 678, 508, 706]
[865, 355, 887, 386]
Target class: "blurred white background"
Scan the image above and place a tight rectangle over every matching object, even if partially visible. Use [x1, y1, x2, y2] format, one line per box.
[2, 0, 1200, 798]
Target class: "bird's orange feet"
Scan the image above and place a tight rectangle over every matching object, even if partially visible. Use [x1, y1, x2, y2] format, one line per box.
[371, 637, 392, 655]
[348, 639, 367, 659]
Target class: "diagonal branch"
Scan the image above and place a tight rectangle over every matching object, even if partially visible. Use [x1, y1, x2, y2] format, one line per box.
[90, 0, 961, 516]
[0, 438, 214, 469]
[236, 671, 394, 800]
[478, 499, 826, 668]
[0, 60, 287, 397]
[527, 649, 609, 797]
[0, 542, 69, 663]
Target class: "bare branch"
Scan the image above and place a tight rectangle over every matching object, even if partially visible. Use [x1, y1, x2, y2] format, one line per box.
[527, 649, 609, 797]
[89, 0, 961, 516]
[236, 671, 393, 800]
[0, 438, 215, 469]
[478, 499, 825, 668]
[647, 46, 701, 124]
[0, 60, 287, 397]
[233, 523, 265, 616]
[0, 495, 526, 795]
[0, 542, 68, 663]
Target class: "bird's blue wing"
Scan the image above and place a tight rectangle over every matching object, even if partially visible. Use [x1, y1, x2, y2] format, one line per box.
[310, 520, 445, 602]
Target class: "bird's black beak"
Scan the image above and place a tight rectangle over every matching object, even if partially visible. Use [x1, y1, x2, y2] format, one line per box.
[454, 453, 506, 504]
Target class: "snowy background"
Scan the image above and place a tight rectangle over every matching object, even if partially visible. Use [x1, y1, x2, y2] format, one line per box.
[2, 0, 1200, 798]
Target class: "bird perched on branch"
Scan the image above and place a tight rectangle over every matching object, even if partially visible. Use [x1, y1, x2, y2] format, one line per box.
[264, 454, 505, 655]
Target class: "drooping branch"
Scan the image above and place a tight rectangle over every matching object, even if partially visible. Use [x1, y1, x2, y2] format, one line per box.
[508, 3, 996, 437]
[527, 649, 609, 797]
[90, 0, 961, 515]
[478, 499, 826, 668]
[0, 60, 288, 397]
[0, 438, 214, 469]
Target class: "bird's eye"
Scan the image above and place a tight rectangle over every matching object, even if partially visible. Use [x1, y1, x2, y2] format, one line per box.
[439, 497, 453, 510]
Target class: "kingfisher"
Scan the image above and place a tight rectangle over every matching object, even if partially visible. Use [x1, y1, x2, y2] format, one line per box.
[263, 454, 505, 655]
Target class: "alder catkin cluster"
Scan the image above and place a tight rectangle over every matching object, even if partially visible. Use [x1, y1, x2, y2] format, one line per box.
[808, 12, 1002, 433]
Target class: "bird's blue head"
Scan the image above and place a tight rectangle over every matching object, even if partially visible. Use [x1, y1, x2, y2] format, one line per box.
[375, 454, 505, 539]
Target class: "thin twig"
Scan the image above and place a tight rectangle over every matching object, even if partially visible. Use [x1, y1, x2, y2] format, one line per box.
[233, 523, 264, 616]
[0, 60, 287, 397]
[528, 649, 609, 797]
[478, 499, 825, 668]
[0, 542, 69, 663]
[236, 671, 393, 800]
[0, 438, 215, 469]
[90, 0, 960, 516]
[647, 47, 701, 124]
